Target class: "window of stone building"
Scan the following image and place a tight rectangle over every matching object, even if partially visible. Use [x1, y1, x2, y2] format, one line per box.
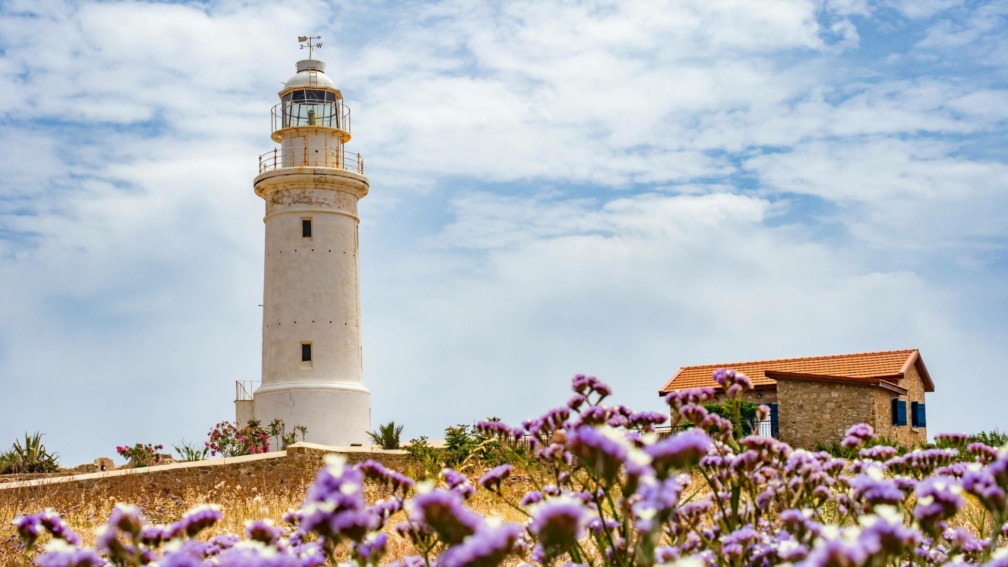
[302, 218, 312, 238]
[891, 398, 907, 426]
[911, 401, 927, 427]
[301, 342, 312, 362]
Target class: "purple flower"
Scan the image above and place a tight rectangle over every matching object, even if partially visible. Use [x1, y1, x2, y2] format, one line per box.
[859, 446, 897, 461]
[841, 424, 876, 448]
[629, 410, 668, 429]
[934, 432, 969, 447]
[859, 506, 921, 556]
[801, 536, 870, 567]
[529, 496, 589, 561]
[441, 468, 476, 498]
[968, 442, 999, 463]
[567, 394, 587, 410]
[410, 488, 483, 545]
[438, 523, 523, 567]
[646, 428, 711, 477]
[962, 469, 1007, 511]
[571, 374, 611, 398]
[368, 498, 404, 524]
[913, 476, 964, 530]
[850, 470, 906, 507]
[353, 532, 389, 565]
[215, 541, 303, 567]
[170, 504, 223, 538]
[33, 540, 105, 567]
[14, 509, 82, 547]
[478, 464, 512, 492]
[245, 519, 283, 544]
[664, 388, 715, 411]
[567, 426, 629, 485]
[712, 368, 753, 391]
[521, 491, 544, 506]
[358, 459, 415, 493]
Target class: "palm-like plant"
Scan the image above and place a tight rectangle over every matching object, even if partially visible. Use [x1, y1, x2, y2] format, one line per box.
[6, 432, 60, 473]
[367, 421, 404, 450]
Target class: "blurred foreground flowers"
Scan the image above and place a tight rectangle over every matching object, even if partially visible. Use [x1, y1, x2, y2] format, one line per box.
[13, 372, 1008, 566]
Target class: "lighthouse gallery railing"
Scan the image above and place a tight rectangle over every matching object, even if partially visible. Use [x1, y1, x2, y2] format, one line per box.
[258, 148, 365, 174]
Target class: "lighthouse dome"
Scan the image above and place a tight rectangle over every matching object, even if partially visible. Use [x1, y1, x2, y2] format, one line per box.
[282, 59, 338, 91]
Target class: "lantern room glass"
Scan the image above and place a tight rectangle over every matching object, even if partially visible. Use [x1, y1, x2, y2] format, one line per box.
[281, 89, 341, 129]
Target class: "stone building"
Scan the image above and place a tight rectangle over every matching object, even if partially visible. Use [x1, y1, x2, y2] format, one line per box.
[658, 349, 934, 449]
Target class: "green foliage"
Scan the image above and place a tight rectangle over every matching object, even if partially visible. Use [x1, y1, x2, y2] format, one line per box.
[173, 440, 210, 462]
[368, 420, 405, 449]
[443, 424, 480, 468]
[969, 429, 1008, 448]
[1, 432, 60, 474]
[704, 400, 762, 435]
[0, 450, 16, 474]
[403, 436, 441, 479]
[818, 435, 911, 459]
[116, 443, 164, 467]
[266, 418, 308, 450]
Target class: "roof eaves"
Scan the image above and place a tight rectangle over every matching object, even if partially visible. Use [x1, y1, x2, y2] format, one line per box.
[900, 349, 935, 393]
[766, 371, 909, 395]
[658, 368, 686, 396]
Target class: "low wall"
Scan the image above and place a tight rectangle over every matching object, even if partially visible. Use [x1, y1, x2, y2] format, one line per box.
[0, 443, 410, 503]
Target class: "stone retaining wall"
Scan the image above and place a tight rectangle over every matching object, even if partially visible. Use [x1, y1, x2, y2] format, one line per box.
[0, 443, 410, 504]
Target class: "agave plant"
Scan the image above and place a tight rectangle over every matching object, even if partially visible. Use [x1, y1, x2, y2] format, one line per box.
[367, 420, 405, 450]
[6, 432, 60, 473]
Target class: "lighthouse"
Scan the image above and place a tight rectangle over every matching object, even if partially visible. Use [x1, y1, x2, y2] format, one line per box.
[245, 37, 371, 447]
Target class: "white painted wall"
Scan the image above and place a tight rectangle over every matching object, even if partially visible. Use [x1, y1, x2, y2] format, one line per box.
[251, 164, 371, 446]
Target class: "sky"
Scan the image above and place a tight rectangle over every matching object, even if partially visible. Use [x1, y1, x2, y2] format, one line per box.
[1, 0, 1006, 467]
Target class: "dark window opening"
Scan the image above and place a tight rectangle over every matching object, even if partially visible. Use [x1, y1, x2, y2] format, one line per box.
[911, 401, 927, 427]
[892, 398, 907, 426]
[302, 219, 312, 238]
[301, 343, 312, 362]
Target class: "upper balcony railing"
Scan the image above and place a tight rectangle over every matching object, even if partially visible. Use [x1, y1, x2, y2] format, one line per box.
[235, 380, 259, 402]
[258, 147, 365, 174]
[272, 100, 352, 136]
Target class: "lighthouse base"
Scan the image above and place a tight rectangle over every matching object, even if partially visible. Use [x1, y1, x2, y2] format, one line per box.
[252, 382, 372, 447]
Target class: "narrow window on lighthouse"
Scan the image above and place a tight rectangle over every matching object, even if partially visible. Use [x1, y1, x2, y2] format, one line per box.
[301, 342, 312, 362]
[302, 218, 312, 238]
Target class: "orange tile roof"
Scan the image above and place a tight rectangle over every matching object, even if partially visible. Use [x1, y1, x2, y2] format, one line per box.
[659, 349, 935, 394]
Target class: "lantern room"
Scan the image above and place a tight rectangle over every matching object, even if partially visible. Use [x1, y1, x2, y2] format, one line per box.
[270, 59, 352, 144]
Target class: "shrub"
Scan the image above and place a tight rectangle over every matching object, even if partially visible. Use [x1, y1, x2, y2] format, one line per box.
[173, 440, 210, 462]
[969, 428, 1008, 449]
[368, 420, 405, 449]
[403, 435, 441, 480]
[116, 443, 164, 467]
[266, 418, 308, 450]
[2, 432, 59, 474]
[205, 420, 270, 457]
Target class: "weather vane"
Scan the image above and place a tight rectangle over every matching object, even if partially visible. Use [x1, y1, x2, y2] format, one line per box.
[298, 35, 323, 58]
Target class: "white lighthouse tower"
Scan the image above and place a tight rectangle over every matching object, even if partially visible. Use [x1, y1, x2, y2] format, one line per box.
[247, 37, 370, 447]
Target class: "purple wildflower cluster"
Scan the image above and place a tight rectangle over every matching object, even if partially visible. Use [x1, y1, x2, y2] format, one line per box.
[12, 373, 1008, 566]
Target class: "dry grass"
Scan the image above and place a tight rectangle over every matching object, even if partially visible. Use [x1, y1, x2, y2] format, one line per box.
[0, 463, 534, 565]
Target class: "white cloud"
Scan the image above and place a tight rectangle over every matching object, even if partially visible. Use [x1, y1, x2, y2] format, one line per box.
[1, 0, 1007, 465]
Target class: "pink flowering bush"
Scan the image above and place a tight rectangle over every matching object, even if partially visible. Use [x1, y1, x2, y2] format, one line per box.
[205, 420, 271, 457]
[115, 443, 163, 468]
[14, 372, 1008, 566]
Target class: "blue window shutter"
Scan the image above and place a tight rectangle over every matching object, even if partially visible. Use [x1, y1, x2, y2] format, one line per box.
[916, 403, 927, 427]
[892, 398, 907, 426]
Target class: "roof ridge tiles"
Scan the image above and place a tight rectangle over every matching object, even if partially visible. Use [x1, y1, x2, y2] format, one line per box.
[678, 348, 919, 371]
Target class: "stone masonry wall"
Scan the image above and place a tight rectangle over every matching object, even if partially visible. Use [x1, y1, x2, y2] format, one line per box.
[0, 443, 410, 507]
[776, 380, 876, 449]
[872, 364, 928, 446]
